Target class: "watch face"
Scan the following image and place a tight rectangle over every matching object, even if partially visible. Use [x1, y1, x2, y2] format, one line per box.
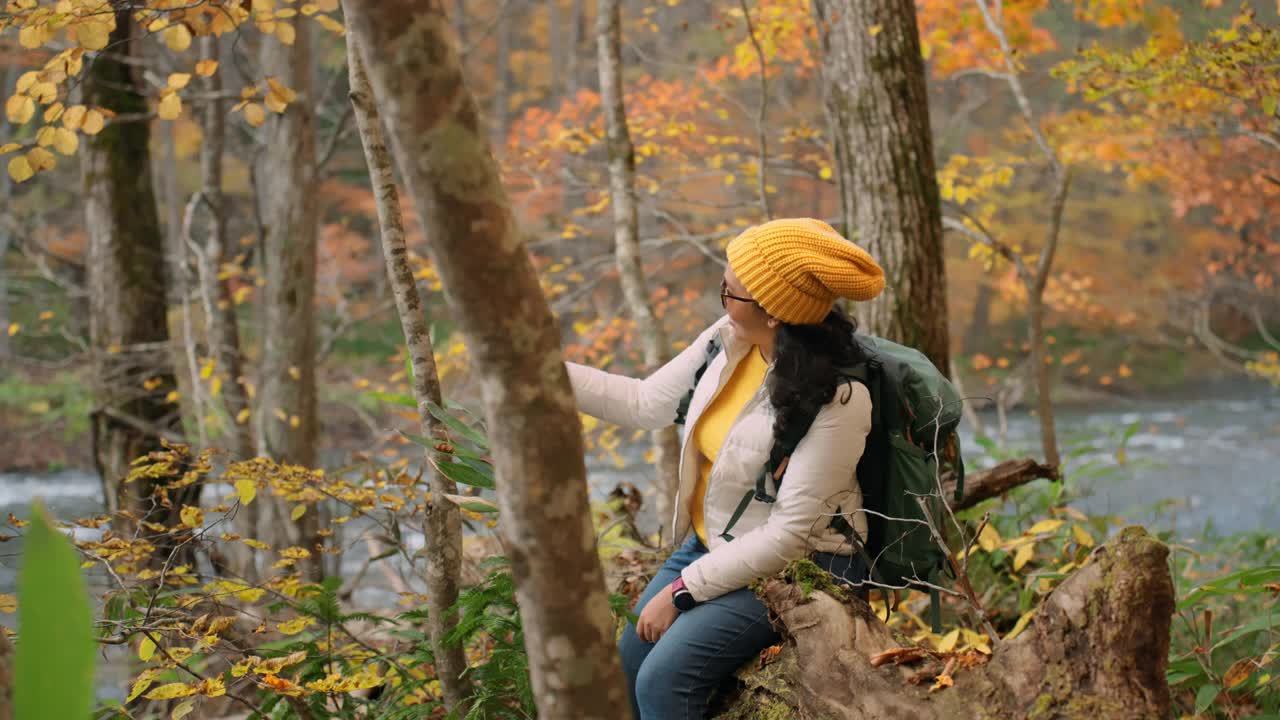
[673, 592, 697, 612]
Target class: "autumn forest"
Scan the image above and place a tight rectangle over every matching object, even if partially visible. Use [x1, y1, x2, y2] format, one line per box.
[0, 0, 1278, 718]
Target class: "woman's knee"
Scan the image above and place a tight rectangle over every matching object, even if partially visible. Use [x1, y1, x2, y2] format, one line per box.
[633, 654, 687, 718]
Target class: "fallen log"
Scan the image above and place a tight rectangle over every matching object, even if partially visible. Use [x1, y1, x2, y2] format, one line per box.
[716, 526, 1174, 720]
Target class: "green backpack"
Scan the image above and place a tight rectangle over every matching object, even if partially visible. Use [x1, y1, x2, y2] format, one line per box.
[675, 332, 965, 629]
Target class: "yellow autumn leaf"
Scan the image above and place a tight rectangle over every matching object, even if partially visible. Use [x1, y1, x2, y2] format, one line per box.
[28, 82, 57, 105]
[6, 323, 19, 337]
[258, 650, 307, 673]
[26, 147, 55, 172]
[977, 523, 1002, 553]
[127, 671, 157, 702]
[165, 24, 193, 52]
[200, 359, 215, 379]
[241, 537, 270, 551]
[15, 71, 37, 94]
[1013, 542, 1035, 572]
[5, 95, 35, 124]
[195, 59, 219, 77]
[236, 408, 251, 424]
[243, 102, 266, 127]
[62, 104, 87, 130]
[43, 102, 64, 123]
[277, 616, 314, 635]
[197, 676, 226, 697]
[235, 478, 256, 505]
[167, 73, 192, 89]
[180, 505, 204, 529]
[1026, 519, 1064, 535]
[19, 24, 46, 50]
[158, 92, 182, 120]
[1071, 524, 1095, 547]
[935, 628, 960, 653]
[1004, 609, 1036, 640]
[290, 504, 307, 521]
[76, 20, 111, 50]
[275, 22, 296, 45]
[145, 682, 198, 700]
[279, 546, 311, 559]
[171, 699, 196, 720]
[0, 143, 19, 155]
[313, 14, 345, 34]
[0, 593, 16, 613]
[139, 635, 156, 661]
[81, 109, 105, 134]
[53, 127, 79, 155]
[35, 126, 55, 147]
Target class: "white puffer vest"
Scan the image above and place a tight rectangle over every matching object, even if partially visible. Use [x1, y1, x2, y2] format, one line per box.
[568, 316, 871, 601]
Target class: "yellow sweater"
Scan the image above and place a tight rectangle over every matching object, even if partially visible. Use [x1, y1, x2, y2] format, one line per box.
[690, 346, 769, 544]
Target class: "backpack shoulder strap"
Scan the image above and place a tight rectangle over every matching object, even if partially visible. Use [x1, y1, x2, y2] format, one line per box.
[673, 335, 723, 425]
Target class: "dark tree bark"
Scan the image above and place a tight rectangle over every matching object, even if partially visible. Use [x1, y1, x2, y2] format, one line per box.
[254, 24, 323, 579]
[597, 0, 680, 541]
[82, 11, 188, 543]
[344, 24, 471, 714]
[813, 0, 950, 377]
[717, 527, 1174, 719]
[344, 3, 629, 717]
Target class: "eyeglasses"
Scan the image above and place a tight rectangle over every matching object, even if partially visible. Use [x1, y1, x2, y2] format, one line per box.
[720, 279, 757, 309]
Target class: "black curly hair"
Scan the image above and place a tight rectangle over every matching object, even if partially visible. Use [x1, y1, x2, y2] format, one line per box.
[766, 306, 869, 440]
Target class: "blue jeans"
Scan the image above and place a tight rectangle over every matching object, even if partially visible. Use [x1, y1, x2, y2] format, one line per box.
[618, 536, 867, 719]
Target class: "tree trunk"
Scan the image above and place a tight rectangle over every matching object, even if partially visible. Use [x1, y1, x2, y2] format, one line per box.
[0, 61, 17, 361]
[1027, 170, 1071, 469]
[254, 24, 322, 579]
[566, 0, 583, 96]
[343, 27, 472, 715]
[813, 0, 950, 377]
[82, 11, 187, 544]
[963, 279, 993, 355]
[344, 4, 629, 717]
[597, 0, 680, 543]
[716, 526, 1174, 719]
[0, 624, 11, 720]
[199, 35, 254, 462]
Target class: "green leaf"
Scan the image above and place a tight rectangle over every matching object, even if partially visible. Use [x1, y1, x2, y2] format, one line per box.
[368, 391, 417, 408]
[14, 502, 96, 720]
[1194, 683, 1220, 714]
[1263, 95, 1277, 117]
[1179, 565, 1280, 609]
[425, 401, 489, 450]
[434, 458, 495, 490]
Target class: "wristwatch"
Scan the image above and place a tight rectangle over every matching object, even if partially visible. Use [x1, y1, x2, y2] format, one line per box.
[670, 576, 698, 612]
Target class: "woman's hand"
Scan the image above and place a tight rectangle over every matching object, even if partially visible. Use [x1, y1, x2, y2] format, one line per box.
[636, 585, 681, 643]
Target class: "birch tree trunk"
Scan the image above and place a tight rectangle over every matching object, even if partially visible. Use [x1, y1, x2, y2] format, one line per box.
[344, 4, 629, 716]
[343, 26, 471, 714]
[597, 0, 679, 542]
[82, 10, 187, 540]
[813, 0, 951, 377]
[254, 25, 323, 579]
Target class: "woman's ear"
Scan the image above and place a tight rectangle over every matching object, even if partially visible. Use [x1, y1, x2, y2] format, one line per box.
[766, 316, 780, 328]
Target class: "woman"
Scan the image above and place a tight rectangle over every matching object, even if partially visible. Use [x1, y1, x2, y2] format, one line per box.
[567, 218, 885, 719]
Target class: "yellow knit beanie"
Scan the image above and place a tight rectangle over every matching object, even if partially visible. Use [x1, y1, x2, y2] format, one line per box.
[726, 218, 884, 325]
